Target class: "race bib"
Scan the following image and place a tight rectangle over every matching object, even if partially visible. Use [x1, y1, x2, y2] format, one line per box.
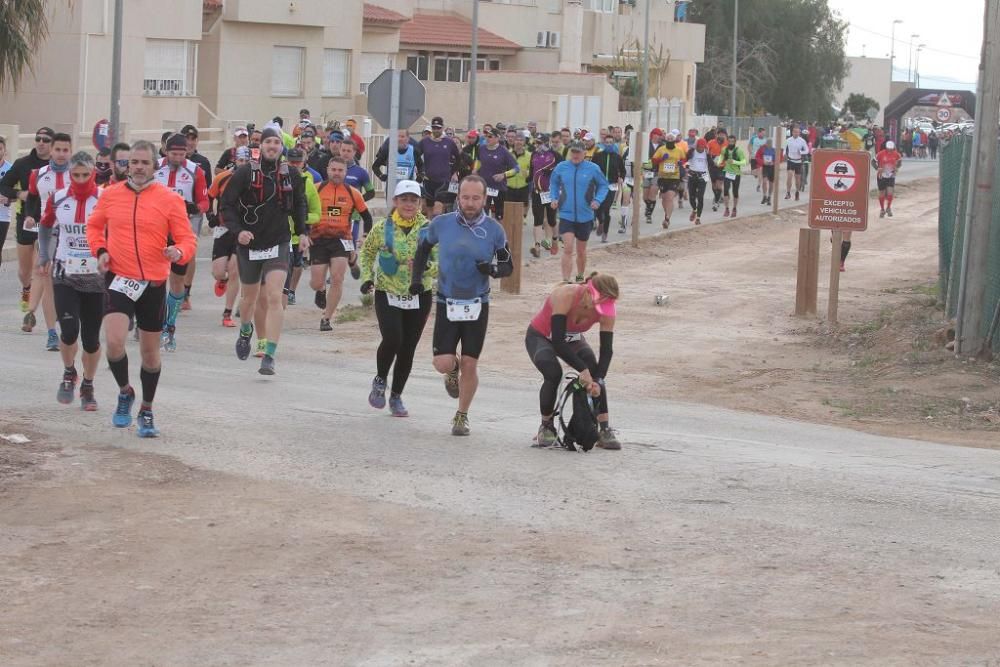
[763, 156, 774, 166]
[643, 170, 655, 180]
[624, 177, 635, 187]
[340, 239, 355, 252]
[486, 187, 499, 198]
[539, 191, 553, 205]
[109, 275, 148, 301]
[62, 254, 97, 275]
[448, 181, 459, 194]
[212, 225, 228, 239]
[608, 183, 619, 192]
[395, 166, 410, 180]
[387, 293, 419, 310]
[725, 171, 737, 181]
[882, 168, 895, 178]
[249, 244, 279, 261]
[661, 163, 677, 174]
[446, 297, 482, 322]
[564, 332, 582, 343]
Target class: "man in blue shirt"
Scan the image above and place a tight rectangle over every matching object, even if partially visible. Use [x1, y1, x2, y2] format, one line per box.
[549, 141, 609, 283]
[411, 175, 513, 437]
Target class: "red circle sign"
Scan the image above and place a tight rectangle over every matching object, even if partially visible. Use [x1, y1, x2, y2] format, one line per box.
[824, 160, 857, 194]
[937, 107, 952, 122]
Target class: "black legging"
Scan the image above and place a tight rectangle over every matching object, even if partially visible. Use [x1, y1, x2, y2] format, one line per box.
[487, 189, 506, 221]
[724, 174, 741, 200]
[596, 191, 616, 237]
[53, 283, 104, 353]
[687, 173, 706, 217]
[531, 191, 556, 228]
[525, 326, 608, 417]
[374, 289, 432, 395]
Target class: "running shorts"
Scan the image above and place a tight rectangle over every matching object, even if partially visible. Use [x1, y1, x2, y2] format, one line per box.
[422, 179, 445, 205]
[762, 166, 775, 181]
[788, 161, 803, 174]
[506, 186, 529, 204]
[236, 242, 290, 285]
[103, 271, 167, 332]
[211, 231, 237, 261]
[558, 219, 593, 242]
[657, 178, 683, 195]
[877, 176, 896, 190]
[16, 217, 38, 246]
[309, 237, 353, 265]
[432, 301, 490, 359]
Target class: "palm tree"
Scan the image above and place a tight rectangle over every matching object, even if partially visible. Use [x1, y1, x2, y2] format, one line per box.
[0, 0, 62, 91]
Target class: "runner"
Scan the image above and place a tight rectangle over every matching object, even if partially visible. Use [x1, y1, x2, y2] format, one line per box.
[528, 132, 561, 257]
[642, 128, 664, 223]
[216, 126, 250, 172]
[372, 129, 421, 184]
[685, 138, 710, 225]
[154, 133, 209, 351]
[221, 126, 310, 375]
[85, 140, 198, 436]
[549, 141, 609, 282]
[591, 134, 626, 242]
[525, 273, 620, 449]
[672, 129, 688, 210]
[94, 149, 113, 186]
[0, 137, 11, 265]
[754, 137, 778, 205]
[409, 175, 513, 436]
[707, 128, 726, 211]
[108, 143, 131, 185]
[650, 132, 686, 229]
[359, 180, 438, 417]
[36, 151, 104, 410]
[719, 134, 747, 218]
[341, 138, 376, 276]
[474, 128, 519, 221]
[309, 156, 372, 331]
[748, 128, 768, 193]
[206, 146, 249, 327]
[784, 125, 810, 201]
[875, 140, 902, 219]
[417, 116, 462, 217]
[284, 148, 321, 306]
[504, 132, 532, 213]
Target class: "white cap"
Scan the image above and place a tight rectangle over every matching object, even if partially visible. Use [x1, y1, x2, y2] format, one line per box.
[583, 132, 594, 141]
[885, 140, 895, 150]
[670, 129, 680, 136]
[394, 179, 422, 198]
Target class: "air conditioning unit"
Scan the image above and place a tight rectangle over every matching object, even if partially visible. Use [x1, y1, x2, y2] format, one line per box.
[536, 31, 548, 48]
[548, 31, 561, 48]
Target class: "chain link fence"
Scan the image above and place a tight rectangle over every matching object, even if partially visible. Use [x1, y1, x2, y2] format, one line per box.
[938, 134, 1000, 349]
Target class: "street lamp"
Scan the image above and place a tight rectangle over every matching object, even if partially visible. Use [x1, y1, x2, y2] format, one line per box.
[907, 33, 919, 83]
[914, 44, 926, 88]
[731, 0, 739, 131]
[890, 19, 902, 78]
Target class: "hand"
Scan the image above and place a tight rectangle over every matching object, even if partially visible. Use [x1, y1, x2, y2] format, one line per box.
[299, 235, 312, 252]
[587, 382, 602, 398]
[408, 282, 422, 296]
[17, 191, 28, 202]
[492, 173, 505, 183]
[163, 246, 183, 263]
[578, 369, 594, 387]
[97, 253, 110, 274]
[0, 195, 8, 206]
[238, 231, 254, 246]
[185, 201, 200, 216]
[590, 201, 600, 211]
[360, 280, 374, 295]
[450, 174, 459, 183]
[206, 212, 218, 227]
[476, 260, 493, 276]
[549, 201, 558, 210]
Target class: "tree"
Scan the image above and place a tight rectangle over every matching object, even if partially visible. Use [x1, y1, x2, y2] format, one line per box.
[0, 0, 65, 91]
[690, 0, 849, 120]
[844, 93, 880, 116]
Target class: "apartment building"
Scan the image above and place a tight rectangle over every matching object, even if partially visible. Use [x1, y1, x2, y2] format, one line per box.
[0, 0, 704, 138]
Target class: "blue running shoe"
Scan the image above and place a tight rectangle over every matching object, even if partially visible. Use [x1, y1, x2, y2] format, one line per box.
[368, 376, 386, 409]
[389, 393, 408, 417]
[113, 388, 135, 428]
[136, 409, 160, 438]
[163, 328, 177, 353]
[46, 329, 59, 351]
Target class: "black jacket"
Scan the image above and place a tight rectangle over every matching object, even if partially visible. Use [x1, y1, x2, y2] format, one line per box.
[189, 151, 213, 188]
[0, 149, 49, 223]
[220, 159, 306, 251]
[590, 150, 626, 186]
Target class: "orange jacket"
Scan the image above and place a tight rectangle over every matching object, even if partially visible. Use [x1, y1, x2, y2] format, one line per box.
[86, 181, 197, 282]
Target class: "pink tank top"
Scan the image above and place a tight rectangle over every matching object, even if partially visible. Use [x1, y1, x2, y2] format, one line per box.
[530, 285, 601, 338]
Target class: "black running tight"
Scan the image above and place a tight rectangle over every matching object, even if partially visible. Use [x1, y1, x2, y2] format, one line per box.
[687, 176, 706, 218]
[52, 283, 104, 353]
[374, 290, 432, 395]
[531, 192, 556, 228]
[525, 327, 608, 417]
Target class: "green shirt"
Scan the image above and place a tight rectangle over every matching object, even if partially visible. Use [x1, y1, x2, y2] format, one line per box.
[506, 150, 532, 189]
[360, 214, 439, 296]
[289, 172, 320, 244]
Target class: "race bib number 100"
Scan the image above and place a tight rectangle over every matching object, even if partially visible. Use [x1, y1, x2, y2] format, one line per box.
[109, 275, 149, 301]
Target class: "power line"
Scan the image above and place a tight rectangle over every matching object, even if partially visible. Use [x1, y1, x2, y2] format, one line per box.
[845, 22, 980, 61]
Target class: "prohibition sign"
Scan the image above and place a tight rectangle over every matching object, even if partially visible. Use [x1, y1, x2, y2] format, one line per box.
[824, 160, 857, 194]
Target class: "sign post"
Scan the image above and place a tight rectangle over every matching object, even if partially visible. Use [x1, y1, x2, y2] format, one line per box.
[500, 201, 524, 294]
[806, 149, 871, 325]
[366, 69, 426, 202]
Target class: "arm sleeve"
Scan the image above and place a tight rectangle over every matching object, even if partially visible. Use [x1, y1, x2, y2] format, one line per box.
[596, 331, 614, 379]
[86, 196, 109, 258]
[359, 209, 374, 235]
[37, 218, 55, 265]
[550, 315, 589, 372]
[292, 173, 307, 237]
[0, 160, 22, 199]
[24, 170, 41, 220]
[166, 196, 198, 264]
[194, 168, 210, 213]
[372, 145, 388, 182]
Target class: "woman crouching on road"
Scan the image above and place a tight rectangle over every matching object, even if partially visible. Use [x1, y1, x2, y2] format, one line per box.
[359, 180, 438, 417]
[525, 272, 620, 449]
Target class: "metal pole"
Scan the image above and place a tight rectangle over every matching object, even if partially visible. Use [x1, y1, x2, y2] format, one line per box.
[731, 0, 738, 130]
[956, 0, 1000, 356]
[387, 69, 401, 206]
[109, 0, 124, 142]
[468, 0, 479, 130]
[631, 0, 651, 248]
[907, 34, 918, 83]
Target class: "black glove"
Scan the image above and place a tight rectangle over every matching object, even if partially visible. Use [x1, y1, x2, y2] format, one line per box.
[185, 201, 200, 216]
[360, 280, 374, 295]
[476, 260, 493, 276]
[206, 211, 219, 228]
[408, 282, 422, 296]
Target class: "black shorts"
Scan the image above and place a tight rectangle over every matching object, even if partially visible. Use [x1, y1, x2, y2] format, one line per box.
[16, 217, 38, 246]
[708, 165, 724, 183]
[558, 219, 593, 242]
[103, 272, 167, 332]
[506, 186, 530, 204]
[422, 179, 445, 205]
[236, 242, 290, 285]
[657, 178, 682, 195]
[762, 165, 775, 181]
[211, 231, 237, 261]
[432, 301, 490, 359]
[788, 162, 803, 174]
[877, 176, 896, 191]
[750, 158, 758, 170]
[309, 237, 353, 265]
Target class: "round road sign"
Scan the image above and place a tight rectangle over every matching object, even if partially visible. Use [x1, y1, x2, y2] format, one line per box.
[936, 107, 952, 122]
[825, 160, 857, 194]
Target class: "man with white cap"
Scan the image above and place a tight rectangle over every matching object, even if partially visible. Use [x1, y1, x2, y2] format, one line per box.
[217, 126, 250, 172]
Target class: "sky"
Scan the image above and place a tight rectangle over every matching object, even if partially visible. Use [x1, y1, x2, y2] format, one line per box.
[826, 0, 983, 91]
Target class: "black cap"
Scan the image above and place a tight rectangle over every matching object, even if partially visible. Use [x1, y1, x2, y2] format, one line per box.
[487, 127, 502, 138]
[36, 126, 55, 138]
[568, 140, 586, 152]
[180, 124, 198, 138]
[272, 116, 284, 127]
[287, 148, 305, 161]
[299, 108, 310, 116]
[431, 116, 444, 128]
[160, 130, 173, 142]
[166, 133, 188, 151]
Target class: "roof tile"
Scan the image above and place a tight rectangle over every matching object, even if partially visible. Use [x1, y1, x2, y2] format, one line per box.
[399, 13, 520, 51]
[364, 3, 409, 25]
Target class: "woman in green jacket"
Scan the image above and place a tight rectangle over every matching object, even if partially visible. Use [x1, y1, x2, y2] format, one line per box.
[360, 180, 439, 417]
[718, 134, 748, 218]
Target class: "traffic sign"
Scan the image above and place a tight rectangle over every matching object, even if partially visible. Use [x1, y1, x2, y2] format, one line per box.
[366, 69, 425, 130]
[937, 107, 952, 122]
[808, 149, 871, 232]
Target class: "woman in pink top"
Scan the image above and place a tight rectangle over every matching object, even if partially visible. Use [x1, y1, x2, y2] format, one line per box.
[525, 272, 619, 449]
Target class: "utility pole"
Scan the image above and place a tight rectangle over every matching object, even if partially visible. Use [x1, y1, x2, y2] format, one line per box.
[109, 0, 124, 142]
[631, 0, 651, 247]
[468, 0, 479, 130]
[731, 0, 739, 130]
[956, 0, 1000, 357]
[907, 33, 919, 82]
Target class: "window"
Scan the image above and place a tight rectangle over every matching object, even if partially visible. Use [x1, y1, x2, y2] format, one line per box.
[144, 39, 197, 96]
[406, 53, 429, 81]
[323, 49, 350, 97]
[360, 52, 393, 93]
[583, 0, 615, 12]
[433, 53, 500, 82]
[272, 46, 304, 97]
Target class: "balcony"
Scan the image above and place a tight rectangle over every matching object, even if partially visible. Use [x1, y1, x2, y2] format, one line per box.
[221, 0, 335, 27]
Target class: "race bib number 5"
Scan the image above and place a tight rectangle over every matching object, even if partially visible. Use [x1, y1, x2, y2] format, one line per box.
[109, 275, 149, 301]
[446, 297, 482, 322]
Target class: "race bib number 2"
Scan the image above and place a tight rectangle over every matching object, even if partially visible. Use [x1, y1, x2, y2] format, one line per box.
[109, 275, 149, 302]
[62, 255, 97, 275]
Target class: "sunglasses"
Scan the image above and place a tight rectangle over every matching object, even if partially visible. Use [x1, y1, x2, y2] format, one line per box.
[35, 136, 53, 143]
[115, 159, 129, 167]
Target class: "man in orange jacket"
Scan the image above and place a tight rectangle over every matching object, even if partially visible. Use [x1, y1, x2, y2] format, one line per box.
[86, 140, 197, 438]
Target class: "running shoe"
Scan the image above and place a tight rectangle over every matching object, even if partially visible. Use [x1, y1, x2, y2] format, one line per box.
[785, 192, 791, 200]
[689, 212, 696, 222]
[661, 219, 670, 230]
[723, 207, 730, 217]
[113, 388, 135, 428]
[19, 287, 30, 313]
[618, 223, 626, 234]
[368, 376, 387, 409]
[645, 213, 653, 224]
[46, 329, 59, 351]
[761, 196, 767, 205]
[214, 279, 227, 297]
[529, 245, 540, 258]
[286, 290, 297, 305]
[136, 409, 160, 438]
[794, 191, 800, 201]
[350, 263, 361, 280]
[451, 411, 470, 436]
[575, 273, 585, 283]
[549, 240, 559, 256]
[444, 366, 460, 399]
[57, 368, 78, 405]
[879, 209, 886, 219]
[694, 217, 701, 225]
[389, 394, 408, 417]
[597, 427, 622, 450]
[731, 208, 737, 218]
[21, 311, 36, 333]
[540, 239, 551, 251]
[712, 203, 719, 212]
[533, 421, 558, 448]
[79, 383, 97, 412]
[320, 318, 332, 332]
[162, 327, 177, 353]
[236, 323, 254, 360]
[258, 354, 276, 375]
[254, 340, 266, 358]
[886, 208, 893, 218]
[222, 312, 236, 328]
[181, 297, 192, 311]
[314, 290, 327, 310]
[601, 232, 608, 243]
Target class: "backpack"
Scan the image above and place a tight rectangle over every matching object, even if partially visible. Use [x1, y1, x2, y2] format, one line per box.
[554, 373, 600, 452]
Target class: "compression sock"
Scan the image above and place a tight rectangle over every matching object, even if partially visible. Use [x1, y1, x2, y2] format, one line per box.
[108, 354, 129, 389]
[886, 194, 893, 208]
[644, 200, 655, 215]
[240, 322, 253, 336]
[165, 291, 185, 327]
[878, 194, 885, 210]
[139, 366, 161, 407]
[841, 241, 852, 262]
[265, 341, 277, 358]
